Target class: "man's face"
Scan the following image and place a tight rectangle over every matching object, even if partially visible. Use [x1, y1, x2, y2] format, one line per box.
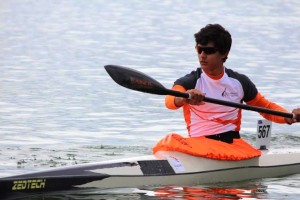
[196, 42, 227, 74]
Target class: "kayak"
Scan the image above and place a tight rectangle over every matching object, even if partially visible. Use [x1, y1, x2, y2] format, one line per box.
[1, 149, 300, 198]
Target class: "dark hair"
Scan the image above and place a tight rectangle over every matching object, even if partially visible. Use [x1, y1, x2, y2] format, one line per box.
[194, 24, 232, 62]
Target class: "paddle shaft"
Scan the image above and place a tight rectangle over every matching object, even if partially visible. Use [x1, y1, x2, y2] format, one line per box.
[165, 89, 294, 119]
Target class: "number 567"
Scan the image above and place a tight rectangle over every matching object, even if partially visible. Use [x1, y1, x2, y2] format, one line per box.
[258, 125, 270, 138]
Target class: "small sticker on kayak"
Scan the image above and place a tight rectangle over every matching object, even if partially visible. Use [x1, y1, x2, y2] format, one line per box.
[167, 156, 185, 173]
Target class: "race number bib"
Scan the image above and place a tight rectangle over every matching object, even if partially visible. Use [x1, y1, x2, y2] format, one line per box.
[256, 119, 272, 150]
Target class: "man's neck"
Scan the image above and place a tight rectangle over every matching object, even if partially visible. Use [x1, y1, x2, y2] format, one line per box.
[202, 66, 224, 79]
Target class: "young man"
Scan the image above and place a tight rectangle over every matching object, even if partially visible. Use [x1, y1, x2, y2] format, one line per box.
[165, 24, 300, 144]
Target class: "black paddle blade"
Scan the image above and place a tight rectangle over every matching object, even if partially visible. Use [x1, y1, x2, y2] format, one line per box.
[104, 65, 168, 95]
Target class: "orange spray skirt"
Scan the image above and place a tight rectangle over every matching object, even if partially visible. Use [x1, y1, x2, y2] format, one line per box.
[153, 133, 261, 161]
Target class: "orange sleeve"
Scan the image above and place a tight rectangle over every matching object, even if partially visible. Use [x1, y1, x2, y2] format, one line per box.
[165, 85, 187, 110]
[246, 92, 288, 124]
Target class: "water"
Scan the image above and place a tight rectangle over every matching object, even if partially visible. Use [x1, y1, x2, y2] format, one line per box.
[1, 0, 300, 199]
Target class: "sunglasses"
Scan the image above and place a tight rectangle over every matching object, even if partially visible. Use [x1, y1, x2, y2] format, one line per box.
[195, 46, 218, 55]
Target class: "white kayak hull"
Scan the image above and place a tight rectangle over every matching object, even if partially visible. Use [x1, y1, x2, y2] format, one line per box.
[1, 150, 300, 197]
[78, 150, 300, 188]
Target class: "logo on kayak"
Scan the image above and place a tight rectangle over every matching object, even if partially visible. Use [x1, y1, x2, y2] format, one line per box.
[167, 156, 185, 173]
[12, 179, 46, 191]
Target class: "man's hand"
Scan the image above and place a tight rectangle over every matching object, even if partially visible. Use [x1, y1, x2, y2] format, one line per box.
[285, 108, 300, 124]
[186, 89, 205, 105]
[174, 89, 205, 107]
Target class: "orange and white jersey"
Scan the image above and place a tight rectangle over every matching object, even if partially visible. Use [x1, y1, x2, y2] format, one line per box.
[165, 67, 288, 137]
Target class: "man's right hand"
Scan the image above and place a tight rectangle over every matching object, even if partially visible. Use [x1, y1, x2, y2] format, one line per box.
[174, 89, 205, 107]
[186, 89, 205, 105]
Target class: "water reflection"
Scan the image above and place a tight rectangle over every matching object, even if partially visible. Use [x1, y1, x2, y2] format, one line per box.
[10, 182, 269, 200]
[147, 184, 268, 199]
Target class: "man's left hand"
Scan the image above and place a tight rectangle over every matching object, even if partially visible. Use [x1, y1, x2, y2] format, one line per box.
[285, 108, 300, 124]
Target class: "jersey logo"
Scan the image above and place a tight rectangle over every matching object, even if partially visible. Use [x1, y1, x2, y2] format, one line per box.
[222, 88, 229, 97]
[222, 88, 238, 98]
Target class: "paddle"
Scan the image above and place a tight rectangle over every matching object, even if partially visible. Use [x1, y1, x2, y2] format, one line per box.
[104, 65, 294, 119]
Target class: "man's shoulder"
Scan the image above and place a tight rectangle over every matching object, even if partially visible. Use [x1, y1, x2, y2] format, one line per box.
[224, 67, 258, 101]
[224, 67, 247, 78]
[224, 67, 254, 84]
[174, 67, 201, 89]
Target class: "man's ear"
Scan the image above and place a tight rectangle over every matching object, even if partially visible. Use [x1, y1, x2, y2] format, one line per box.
[222, 52, 229, 62]
[223, 52, 229, 58]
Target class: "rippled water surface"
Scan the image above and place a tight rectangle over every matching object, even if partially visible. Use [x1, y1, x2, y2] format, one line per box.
[1, 0, 300, 199]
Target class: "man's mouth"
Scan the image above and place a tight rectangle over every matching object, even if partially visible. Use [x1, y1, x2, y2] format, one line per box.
[200, 61, 208, 65]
